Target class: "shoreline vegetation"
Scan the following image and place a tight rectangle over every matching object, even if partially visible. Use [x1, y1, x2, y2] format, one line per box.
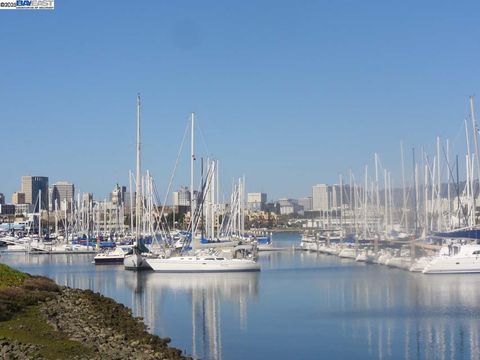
[0, 263, 190, 360]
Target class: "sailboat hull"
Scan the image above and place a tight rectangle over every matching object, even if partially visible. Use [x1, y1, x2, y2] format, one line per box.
[124, 253, 151, 270]
[146, 257, 260, 273]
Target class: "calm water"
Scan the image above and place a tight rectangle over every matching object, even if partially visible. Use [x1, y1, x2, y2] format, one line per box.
[2, 232, 480, 360]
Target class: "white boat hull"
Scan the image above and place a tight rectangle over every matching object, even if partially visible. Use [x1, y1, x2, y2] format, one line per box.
[124, 253, 151, 270]
[146, 257, 260, 272]
[423, 256, 480, 274]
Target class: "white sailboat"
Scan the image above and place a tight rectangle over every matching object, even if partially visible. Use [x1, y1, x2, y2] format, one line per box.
[124, 94, 151, 270]
[146, 253, 260, 272]
[147, 113, 260, 273]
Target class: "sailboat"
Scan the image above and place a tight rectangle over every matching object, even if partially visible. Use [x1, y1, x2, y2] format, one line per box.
[124, 94, 151, 270]
[146, 113, 260, 273]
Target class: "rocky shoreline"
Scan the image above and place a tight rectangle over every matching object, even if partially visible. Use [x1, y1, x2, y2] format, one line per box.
[41, 287, 188, 360]
[0, 265, 190, 360]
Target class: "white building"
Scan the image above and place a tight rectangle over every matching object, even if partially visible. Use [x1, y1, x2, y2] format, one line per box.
[312, 184, 330, 211]
[172, 186, 191, 207]
[297, 197, 312, 212]
[247, 192, 267, 211]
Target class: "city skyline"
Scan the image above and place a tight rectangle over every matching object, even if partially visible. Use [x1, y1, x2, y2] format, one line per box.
[1, 1, 480, 200]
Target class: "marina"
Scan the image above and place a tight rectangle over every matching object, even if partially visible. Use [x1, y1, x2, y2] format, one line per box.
[2, 1, 480, 359]
[1, 232, 480, 359]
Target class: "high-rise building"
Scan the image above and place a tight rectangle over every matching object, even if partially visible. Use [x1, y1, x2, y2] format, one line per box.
[51, 181, 75, 211]
[172, 186, 191, 207]
[297, 197, 312, 212]
[247, 192, 267, 211]
[0, 193, 5, 205]
[312, 184, 330, 211]
[111, 184, 127, 206]
[21, 176, 49, 211]
[12, 192, 26, 205]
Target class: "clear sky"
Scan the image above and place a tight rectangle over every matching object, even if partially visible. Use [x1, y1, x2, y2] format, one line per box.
[1, 0, 479, 202]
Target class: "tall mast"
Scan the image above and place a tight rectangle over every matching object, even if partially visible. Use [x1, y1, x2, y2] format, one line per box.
[465, 119, 473, 227]
[436, 136, 441, 231]
[190, 112, 195, 231]
[400, 141, 408, 232]
[135, 94, 142, 244]
[411, 148, 417, 263]
[38, 189, 42, 239]
[470, 96, 479, 225]
[374, 153, 380, 238]
[446, 139, 451, 230]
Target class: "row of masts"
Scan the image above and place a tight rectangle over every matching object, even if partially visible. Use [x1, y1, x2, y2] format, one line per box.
[315, 96, 480, 246]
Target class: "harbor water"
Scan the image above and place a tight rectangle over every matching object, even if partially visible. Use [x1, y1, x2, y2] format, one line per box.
[2, 232, 480, 360]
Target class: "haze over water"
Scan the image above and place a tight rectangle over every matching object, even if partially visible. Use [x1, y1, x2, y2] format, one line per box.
[2, 232, 480, 360]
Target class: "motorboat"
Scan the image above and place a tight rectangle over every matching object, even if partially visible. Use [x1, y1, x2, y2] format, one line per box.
[94, 245, 133, 264]
[423, 244, 480, 274]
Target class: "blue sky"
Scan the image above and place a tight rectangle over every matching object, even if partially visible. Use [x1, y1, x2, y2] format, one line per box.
[0, 0, 479, 202]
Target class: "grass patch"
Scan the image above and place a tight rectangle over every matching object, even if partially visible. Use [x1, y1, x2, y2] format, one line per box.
[0, 306, 93, 359]
[0, 263, 29, 288]
[0, 264, 60, 321]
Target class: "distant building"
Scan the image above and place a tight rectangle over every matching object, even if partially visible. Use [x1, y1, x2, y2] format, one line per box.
[21, 176, 49, 211]
[0, 204, 15, 216]
[247, 192, 267, 211]
[51, 181, 75, 211]
[82, 193, 93, 206]
[12, 192, 26, 205]
[111, 184, 127, 206]
[297, 197, 312, 212]
[312, 184, 347, 211]
[0, 193, 4, 205]
[277, 198, 299, 215]
[15, 203, 33, 216]
[172, 186, 191, 207]
[312, 184, 330, 211]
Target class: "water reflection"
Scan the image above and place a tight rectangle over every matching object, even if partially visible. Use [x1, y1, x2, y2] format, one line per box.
[125, 272, 259, 360]
[2, 244, 480, 360]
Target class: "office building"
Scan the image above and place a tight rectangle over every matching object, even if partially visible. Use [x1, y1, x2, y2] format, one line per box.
[0, 193, 5, 205]
[111, 184, 127, 206]
[277, 198, 300, 215]
[0, 204, 15, 216]
[297, 197, 312, 212]
[15, 203, 33, 215]
[247, 192, 267, 211]
[21, 176, 49, 211]
[312, 184, 331, 211]
[12, 192, 26, 205]
[172, 186, 191, 207]
[51, 181, 75, 211]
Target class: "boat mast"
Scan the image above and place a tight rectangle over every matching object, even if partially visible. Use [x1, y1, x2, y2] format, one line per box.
[190, 112, 195, 233]
[465, 119, 474, 227]
[135, 94, 142, 246]
[400, 141, 408, 232]
[470, 96, 479, 226]
[411, 148, 417, 263]
[38, 189, 42, 240]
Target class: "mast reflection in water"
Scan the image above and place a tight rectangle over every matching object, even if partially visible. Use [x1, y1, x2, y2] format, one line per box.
[2, 232, 480, 360]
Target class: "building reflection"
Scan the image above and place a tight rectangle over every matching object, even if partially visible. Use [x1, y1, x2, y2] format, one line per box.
[125, 271, 259, 360]
[319, 270, 480, 360]
[3, 252, 480, 360]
